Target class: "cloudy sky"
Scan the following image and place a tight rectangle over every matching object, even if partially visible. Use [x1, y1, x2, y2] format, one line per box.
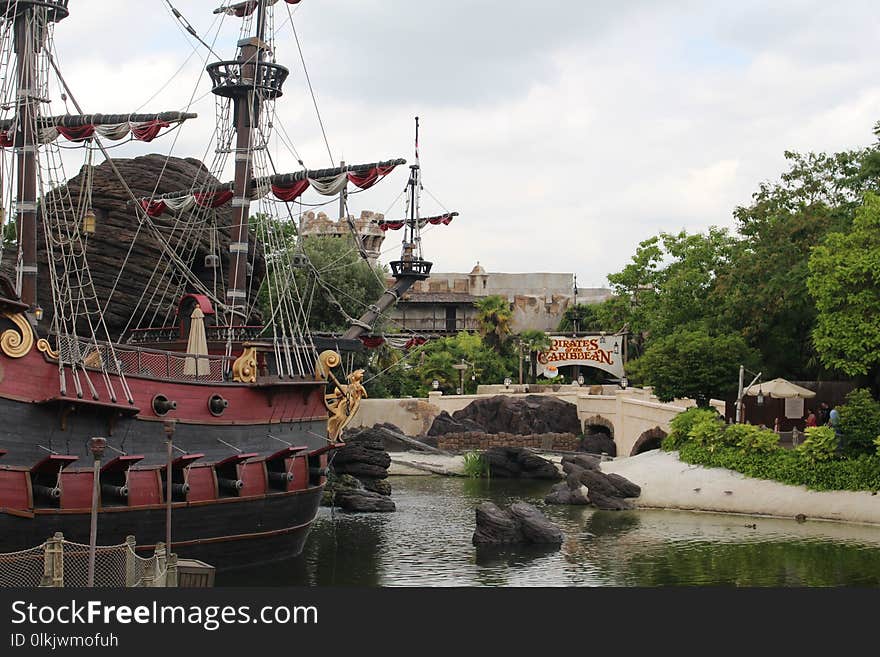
[49, 0, 880, 288]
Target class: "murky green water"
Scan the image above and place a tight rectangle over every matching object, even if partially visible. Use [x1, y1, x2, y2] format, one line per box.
[219, 476, 880, 587]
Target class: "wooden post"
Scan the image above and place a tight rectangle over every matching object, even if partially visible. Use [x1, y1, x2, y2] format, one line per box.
[154, 542, 166, 587]
[124, 536, 137, 587]
[39, 532, 64, 587]
[87, 437, 107, 588]
[166, 553, 178, 588]
[142, 559, 155, 588]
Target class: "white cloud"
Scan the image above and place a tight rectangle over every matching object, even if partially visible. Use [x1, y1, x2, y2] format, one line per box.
[35, 0, 880, 290]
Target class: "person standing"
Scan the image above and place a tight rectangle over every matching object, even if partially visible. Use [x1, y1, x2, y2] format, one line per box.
[817, 402, 830, 426]
[805, 410, 817, 428]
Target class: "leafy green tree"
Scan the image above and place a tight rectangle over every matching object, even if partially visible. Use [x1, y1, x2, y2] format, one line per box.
[517, 329, 551, 382]
[837, 389, 880, 457]
[257, 230, 387, 333]
[627, 325, 759, 406]
[603, 228, 736, 359]
[474, 295, 513, 355]
[712, 149, 873, 379]
[807, 192, 880, 383]
[557, 303, 600, 333]
[412, 332, 514, 395]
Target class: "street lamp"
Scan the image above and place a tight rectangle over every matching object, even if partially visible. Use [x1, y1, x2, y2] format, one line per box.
[756, 388, 764, 405]
[504, 377, 512, 388]
[620, 376, 628, 389]
[577, 374, 584, 386]
[452, 360, 469, 395]
[431, 379, 440, 391]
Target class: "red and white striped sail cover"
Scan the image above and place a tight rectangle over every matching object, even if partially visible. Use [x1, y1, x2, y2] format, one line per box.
[0, 118, 176, 148]
[377, 213, 457, 231]
[139, 163, 399, 218]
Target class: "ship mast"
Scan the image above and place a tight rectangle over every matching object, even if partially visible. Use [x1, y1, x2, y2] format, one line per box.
[209, 0, 280, 324]
[8, 1, 68, 312]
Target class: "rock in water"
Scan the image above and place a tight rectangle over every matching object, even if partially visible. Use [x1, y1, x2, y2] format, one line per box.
[561, 454, 601, 472]
[472, 502, 563, 546]
[335, 488, 396, 513]
[509, 503, 565, 544]
[606, 473, 641, 498]
[473, 502, 522, 544]
[482, 447, 562, 480]
[428, 395, 581, 436]
[544, 482, 590, 505]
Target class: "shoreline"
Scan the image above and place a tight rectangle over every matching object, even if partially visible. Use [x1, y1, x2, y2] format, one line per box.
[389, 449, 880, 528]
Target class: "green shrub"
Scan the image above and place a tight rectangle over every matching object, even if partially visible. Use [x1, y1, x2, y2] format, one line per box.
[688, 416, 725, 451]
[797, 426, 840, 463]
[721, 423, 780, 454]
[664, 407, 721, 450]
[462, 451, 489, 478]
[677, 441, 880, 492]
[838, 388, 880, 457]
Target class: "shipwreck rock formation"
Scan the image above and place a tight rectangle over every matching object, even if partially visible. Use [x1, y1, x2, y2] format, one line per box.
[1, 154, 265, 337]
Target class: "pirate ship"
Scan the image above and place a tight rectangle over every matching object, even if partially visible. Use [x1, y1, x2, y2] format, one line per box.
[0, 0, 455, 567]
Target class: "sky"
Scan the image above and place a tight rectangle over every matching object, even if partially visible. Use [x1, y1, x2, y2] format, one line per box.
[46, 0, 880, 288]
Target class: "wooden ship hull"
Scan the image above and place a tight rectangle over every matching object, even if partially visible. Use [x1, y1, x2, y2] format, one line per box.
[0, 332, 335, 568]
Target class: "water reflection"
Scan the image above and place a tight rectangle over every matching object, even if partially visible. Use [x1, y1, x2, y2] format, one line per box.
[218, 476, 880, 587]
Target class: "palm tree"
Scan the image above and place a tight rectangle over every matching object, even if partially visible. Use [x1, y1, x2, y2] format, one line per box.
[475, 295, 513, 354]
[518, 329, 551, 382]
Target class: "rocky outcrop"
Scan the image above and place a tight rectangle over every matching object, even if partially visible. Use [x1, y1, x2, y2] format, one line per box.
[428, 395, 581, 437]
[347, 423, 445, 453]
[325, 425, 396, 511]
[482, 447, 562, 480]
[545, 455, 641, 510]
[472, 502, 563, 546]
[427, 411, 483, 437]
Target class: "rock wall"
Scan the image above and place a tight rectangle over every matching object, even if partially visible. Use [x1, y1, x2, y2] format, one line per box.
[437, 432, 579, 452]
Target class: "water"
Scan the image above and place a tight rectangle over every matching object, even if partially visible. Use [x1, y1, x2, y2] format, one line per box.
[219, 476, 880, 586]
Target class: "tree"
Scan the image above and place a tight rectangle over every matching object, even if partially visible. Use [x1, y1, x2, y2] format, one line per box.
[626, 326, 759, 406]
[475, 295, 513, 355]
[517, 329, 551, 382]
[257, 231, 388, 333]
[412, 332, 514, 396]
[807, 192, 880, 383]
[557, 303, 600, 333]
[712, 148, 872, 379]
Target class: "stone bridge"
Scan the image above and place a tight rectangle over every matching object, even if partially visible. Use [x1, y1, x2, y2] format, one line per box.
[350, 385, 723, 457]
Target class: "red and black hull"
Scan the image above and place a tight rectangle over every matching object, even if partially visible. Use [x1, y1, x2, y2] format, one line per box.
[0, 341, 335, 570]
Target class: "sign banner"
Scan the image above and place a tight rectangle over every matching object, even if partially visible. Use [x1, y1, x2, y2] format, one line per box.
[537, 335, 625, 379]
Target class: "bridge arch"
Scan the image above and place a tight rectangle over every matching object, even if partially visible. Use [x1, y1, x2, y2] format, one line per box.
[582, 414, 614, 438]
[630, 426, 667, 456]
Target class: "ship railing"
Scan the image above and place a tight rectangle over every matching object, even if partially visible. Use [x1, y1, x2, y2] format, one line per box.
[55, 335, 317, 383]
[0, 534, 185, 588]
[56, 336, 231, 384]
[127, 324, 268, 344]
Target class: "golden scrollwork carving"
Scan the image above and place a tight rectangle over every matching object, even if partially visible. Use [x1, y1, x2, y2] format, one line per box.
[317, 350, 367, 443]
[232, 346, 258, 383]
[37, 338, 60, 359]
[0, 312, 35, 359]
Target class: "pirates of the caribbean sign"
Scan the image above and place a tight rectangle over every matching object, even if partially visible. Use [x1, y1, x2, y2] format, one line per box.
[536, 335, 625, 379]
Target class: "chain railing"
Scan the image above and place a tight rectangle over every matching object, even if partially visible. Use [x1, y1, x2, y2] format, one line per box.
[0, 534, 178, 588]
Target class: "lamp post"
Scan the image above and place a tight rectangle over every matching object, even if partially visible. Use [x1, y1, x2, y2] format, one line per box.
[431, 379, 439, 391]
[86, 436, 107, 588]
[735, 365, 762, 423]
[577, 374, 584, 386]
[452, 361, 468, 396]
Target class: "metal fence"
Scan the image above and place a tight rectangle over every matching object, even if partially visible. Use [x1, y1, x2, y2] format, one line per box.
[0, 534, 177, 588]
